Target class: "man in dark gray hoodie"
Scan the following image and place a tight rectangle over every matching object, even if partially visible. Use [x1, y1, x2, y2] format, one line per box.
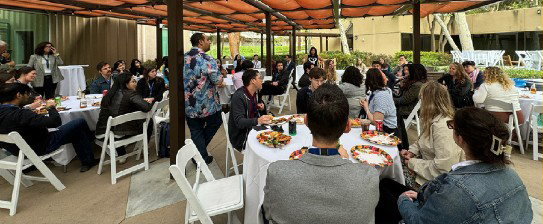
[228, 70, 272, 151]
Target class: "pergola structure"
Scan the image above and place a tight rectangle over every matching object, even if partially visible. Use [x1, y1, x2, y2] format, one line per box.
[2, 0, 502, 165]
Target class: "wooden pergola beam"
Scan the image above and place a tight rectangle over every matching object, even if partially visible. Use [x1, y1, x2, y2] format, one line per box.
[183, 5, 263, 31]
[166, 0, 184, 166]
[242, 0, 302, 30]
[274, 33, 340, 37]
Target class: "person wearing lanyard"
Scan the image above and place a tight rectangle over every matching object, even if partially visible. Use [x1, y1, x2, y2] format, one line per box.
[27, 42, 63, 99]
[263, 83, 380, 224]
[136, 67, 166, 104]
[228, 69, 271, 151]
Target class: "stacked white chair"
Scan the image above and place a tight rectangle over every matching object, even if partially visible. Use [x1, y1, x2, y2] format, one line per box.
[169, 139, 244, 224]
[95, 111, 152, 184]
[0, 132, 66, 215]
[220, 112, 241, 177]
[524, 104, 542, 160]
[152, 99, 170, 156]
[266, 69, 294, 114]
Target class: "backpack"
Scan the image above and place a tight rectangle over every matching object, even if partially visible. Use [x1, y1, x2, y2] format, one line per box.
[158, 122, 170, 158]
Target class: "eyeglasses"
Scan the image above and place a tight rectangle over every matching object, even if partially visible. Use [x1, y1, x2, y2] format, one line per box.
[446, 120, 455, 130]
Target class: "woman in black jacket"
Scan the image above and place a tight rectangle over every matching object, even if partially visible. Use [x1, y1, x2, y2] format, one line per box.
[95, 73, 152, 155]
[136, 67, 166, 103]
[438, 62, 473, 109]
[129, 59, 144, 76]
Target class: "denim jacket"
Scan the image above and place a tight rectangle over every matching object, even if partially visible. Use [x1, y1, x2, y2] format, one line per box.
[398, 163, 532, 224]
[183, 47, 222, 118]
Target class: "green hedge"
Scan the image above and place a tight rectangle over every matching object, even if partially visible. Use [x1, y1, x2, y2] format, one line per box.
[393, 51, 452, 67]
[279, 51, 452, 70]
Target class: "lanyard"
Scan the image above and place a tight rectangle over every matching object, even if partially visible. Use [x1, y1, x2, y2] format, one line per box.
[308, 148, 339, 156]
[42, 55, 50, 68]
[148, 82, 154, 94]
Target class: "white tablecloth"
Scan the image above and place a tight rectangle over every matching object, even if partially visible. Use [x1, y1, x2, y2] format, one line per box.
[243, 120, 405, 224]
[217, 75, 236, 105]
[256, 68, 266, 77]
[57, 66, 86, 96]
[518, 89, 542, 138]
[51, 94, 102, 165]
[518, 89, 543, 123]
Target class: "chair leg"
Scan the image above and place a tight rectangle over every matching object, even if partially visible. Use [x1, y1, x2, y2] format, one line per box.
[288, 94, 291, 111]
[143, 138, 149, 171]
[154, 122, 160, 157]
[109, 141, 117, 184]
[514, 116, 525, 154]
[97, 140, 108, 175]
[229, 146, 239, 175]
[135, 141, 142, 161]
[227, 211, 232, 224]
[31, 157, 65, 191]
[9, 161, 23, 216]
[533, 119, 538, 160]
[225, 146, 230, 177]
[525, 116, 533, 150]
[508, 116, 514, 144]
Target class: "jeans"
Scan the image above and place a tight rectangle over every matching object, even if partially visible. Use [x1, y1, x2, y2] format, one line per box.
[46, 118, 95, 165]
[376, 178, 411, 224]
[185, 112, 222, 160]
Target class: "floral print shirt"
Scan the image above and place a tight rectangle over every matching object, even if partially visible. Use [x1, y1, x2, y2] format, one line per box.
[184, 47, 222, 118]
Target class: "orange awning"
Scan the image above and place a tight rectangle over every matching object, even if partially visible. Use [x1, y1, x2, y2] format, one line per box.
[0, 0, 501, 32]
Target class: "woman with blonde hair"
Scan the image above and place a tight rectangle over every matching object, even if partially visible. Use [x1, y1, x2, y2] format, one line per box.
[437, 62, 473, 108]
[399, 81, 464, 189]
[324, 59, 337, 84]
[473, 66, 523, 123]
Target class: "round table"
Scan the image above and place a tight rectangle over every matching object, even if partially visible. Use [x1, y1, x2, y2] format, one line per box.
[518, 89, 542, 138]
[51, 94, 102, 165]
[243, 119, 405, 224]
[217, 75, 236, 105]
[57, 65, 87, 96]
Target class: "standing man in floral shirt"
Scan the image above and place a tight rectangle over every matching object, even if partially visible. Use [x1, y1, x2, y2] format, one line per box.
[184, 33, 223, 164]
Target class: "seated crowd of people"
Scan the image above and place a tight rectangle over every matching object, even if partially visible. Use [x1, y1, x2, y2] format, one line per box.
[224, 45, 532, 222]
[0, 32, 534, 223]
[0, 41, 168, 172]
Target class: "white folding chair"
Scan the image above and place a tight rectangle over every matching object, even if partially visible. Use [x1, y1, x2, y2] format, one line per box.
[169, 139, 244, 224]
[404, 100, 421, 136]
[95, 111, 151, 184]
[524, 104, 542, 160]
[152, 99, 170, 156]
[162, 90, 170, 100]
[0, 132, 66, 216]
[221, 112, 241, 177]
[266, 69, 293, 114]
[483, 99, 525, 154]
[507, 102, 525, 154]
[516, 51, 530, 68]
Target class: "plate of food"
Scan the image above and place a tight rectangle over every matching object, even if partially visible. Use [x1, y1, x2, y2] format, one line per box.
[351, 118, 362, 127]
[289, 147, 308, 160]
[56, 106, 70, 111]
[256, 131, 292, 148]
[92, 101, 101, 107]
[269, 116, 288, 126]
[60, 96, 70, 101]
[360, 130, 401, 146]
[288, 114, 305, 124]
[351, 145, 393, 167]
